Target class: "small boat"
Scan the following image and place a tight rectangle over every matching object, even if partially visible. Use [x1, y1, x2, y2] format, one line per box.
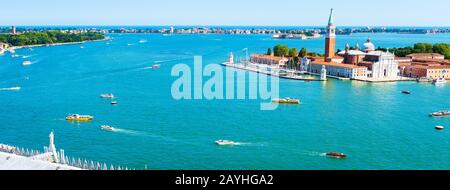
[429, 111, 450, 117]
[0, 86, 21, 91]
[110, 101, 118, 105]
[22, 61, 32, 66]
[80, 46, 85, 49]
[100, 93, 115, 99]
[101, 125, 116, 132]
[65, 114, 94, 121]
[416, 77, 431, 83]
[215, 140, 240, 146]
[326, 152, 347, 159]
[139, 39, 147, 43]
[435, 125, 445, 130]
[11, 54, 20, 58]
[401, 91, 411, 95]
[432, 78, 447, 85]
[152, 64, 161, 69]
[272, 98, 301, 104]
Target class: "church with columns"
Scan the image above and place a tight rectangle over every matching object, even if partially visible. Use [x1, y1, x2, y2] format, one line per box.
[306, 9, 400, 81]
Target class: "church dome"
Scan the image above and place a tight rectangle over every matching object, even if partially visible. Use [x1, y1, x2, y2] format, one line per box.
[363, 38, 375, 52]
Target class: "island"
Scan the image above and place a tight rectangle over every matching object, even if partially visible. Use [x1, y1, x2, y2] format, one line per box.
[0, 31, 106, 48]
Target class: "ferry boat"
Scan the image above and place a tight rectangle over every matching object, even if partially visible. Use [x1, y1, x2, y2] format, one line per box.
[22, 61, 32, 66]
[326, 152, 347, 159]
[65, 114, 94, 121]
[429, 110, 450, 117]
[215, 140, 240, 146]
[432, 78, 447, 85]
[435, 125, 445, 130]
[100, 93, 115, 99]
[101, 125, 116, 132]
[272, 98, 301, 104]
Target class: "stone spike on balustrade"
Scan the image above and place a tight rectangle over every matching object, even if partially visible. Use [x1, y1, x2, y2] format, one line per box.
[103, 163, 108, 170]
[83, 160, 88, 169]
[89, 161, 95, 170]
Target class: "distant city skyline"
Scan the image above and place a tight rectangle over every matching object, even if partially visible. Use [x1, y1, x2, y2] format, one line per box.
[1, 0, 450, 27]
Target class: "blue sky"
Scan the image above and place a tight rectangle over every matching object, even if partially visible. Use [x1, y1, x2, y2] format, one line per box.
[1, 0, 449, 26]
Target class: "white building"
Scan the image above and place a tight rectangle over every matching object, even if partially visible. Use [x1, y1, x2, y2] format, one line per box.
[359, 51, 399, 79]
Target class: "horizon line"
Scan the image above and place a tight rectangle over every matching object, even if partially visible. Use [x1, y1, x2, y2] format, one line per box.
[1, 24, 450, 28]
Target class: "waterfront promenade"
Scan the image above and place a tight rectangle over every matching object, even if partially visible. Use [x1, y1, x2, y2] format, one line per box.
[221, 62, 322, 81]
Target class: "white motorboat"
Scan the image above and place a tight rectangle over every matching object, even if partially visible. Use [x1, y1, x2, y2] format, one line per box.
[101, 125, 116, 132]
[215, 140, 240, 146]
[0, 86, 21, 91]
[432, 78, 447, 85]
[100, 93, 115, 99]
[22, 61, 32, 66]
[436, 126, 445, 130]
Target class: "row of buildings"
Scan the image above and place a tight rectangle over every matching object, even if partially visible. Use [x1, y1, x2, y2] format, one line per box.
[248, 9, 450, 82]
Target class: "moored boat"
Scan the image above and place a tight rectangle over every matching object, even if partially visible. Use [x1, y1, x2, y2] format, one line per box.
[272, 98, 301, 104]
[65, 114, 94, 121]
[326, 152, 347, 159]
[429, 110, 450, 117]
[416, 77, 432, 83]
[432, 78, 447, 85]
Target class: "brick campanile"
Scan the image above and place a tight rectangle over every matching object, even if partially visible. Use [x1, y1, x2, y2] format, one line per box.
[325, 8, 336, 62]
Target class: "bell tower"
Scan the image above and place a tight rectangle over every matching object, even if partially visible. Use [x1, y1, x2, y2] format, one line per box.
[325, 8, 336, 62]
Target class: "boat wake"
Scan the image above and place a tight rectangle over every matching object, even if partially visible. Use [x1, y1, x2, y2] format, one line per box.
[0, 86, 21, 91]
[303, 151, 327, 157]
[22, 54, 36, 59]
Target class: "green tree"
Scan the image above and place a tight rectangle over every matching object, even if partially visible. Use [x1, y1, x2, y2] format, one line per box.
[433, 43, 450, 59]
[288, 48, 298, 58]
[299, 48, 308, 58]
[273, 45, 289, 57]
[267, 48, 272, 55]
[414, 43, 433, 53]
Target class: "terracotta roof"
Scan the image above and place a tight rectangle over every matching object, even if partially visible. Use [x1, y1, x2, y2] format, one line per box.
[251, 54, 288, 61]
[413, 64, 450, 69]
[413, 58, 450, 64]
[407, 53, 444, 57]
[311, 60, 367, 69]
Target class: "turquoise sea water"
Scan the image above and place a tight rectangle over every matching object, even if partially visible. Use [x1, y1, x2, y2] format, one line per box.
[1, 33, 450, 170]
